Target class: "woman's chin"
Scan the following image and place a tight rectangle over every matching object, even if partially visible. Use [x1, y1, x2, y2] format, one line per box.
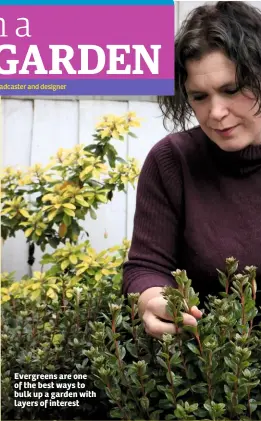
[212, 137, 250, 153]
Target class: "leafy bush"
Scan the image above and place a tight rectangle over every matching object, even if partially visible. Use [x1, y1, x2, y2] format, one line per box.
[1, 112, 141, 255]
[1, 111, 140, 420]
[1, 240, 129, 420]
[87, 258, 261, 421]
[2, 256, 261, 420]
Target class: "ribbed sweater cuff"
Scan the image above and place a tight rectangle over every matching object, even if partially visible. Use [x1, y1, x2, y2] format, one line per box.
[123, 268, 177, 296]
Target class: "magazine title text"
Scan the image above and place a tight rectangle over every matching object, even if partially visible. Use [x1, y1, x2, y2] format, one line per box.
[0, 17, 161, 75]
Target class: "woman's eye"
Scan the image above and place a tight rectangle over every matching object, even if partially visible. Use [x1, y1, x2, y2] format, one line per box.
[225, 88, 240, 95]
[192, 88, 240, 101]
[193, 95, 207, 101]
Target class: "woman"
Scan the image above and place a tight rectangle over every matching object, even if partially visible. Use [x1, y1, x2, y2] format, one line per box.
[123, 1, 261, 339]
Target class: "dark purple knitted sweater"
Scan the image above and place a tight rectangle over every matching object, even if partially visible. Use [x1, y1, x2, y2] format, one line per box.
[123, 126, 261, 309]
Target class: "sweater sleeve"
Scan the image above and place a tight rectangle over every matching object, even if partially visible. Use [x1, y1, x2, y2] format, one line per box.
[123, 136, 184, 295]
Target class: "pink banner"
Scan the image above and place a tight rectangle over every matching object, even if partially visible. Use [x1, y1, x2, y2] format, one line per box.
[0, 6, 174, 80]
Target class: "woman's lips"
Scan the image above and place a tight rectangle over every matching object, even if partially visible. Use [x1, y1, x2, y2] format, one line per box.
[214, 125, 239, 137]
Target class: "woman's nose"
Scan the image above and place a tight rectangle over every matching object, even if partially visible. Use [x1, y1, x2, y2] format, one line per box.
[209, 98, 229, 121]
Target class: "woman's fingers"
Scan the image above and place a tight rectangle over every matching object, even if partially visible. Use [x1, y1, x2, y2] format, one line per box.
[190, 305, 203, 319]
[143, 310, 178, 339]
[146, 296, 174, 321]
[143, 311, 198, 339]
[143, 296, 203, 339]
[146, 296, 202, 323]
[182, 312, 199, 326]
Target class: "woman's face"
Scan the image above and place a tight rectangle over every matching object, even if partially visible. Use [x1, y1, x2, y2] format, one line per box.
[185, 51, 261, 152]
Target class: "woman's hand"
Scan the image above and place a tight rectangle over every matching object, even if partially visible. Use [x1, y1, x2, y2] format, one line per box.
[138, 287, 202, 339]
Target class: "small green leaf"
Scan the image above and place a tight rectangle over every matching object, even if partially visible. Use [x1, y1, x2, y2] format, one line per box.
[149, 410, 163, 420]
[177, 388, 190, 398]
[165, 390, 175, 404]
[46, 265, 60, 277]
[110, 408, 123, 419]
[249, 399, 258, 413]
[174, 404, 187, 419]
[61, 259, 70, 271]
[40, 254, 54, 264]
[224, 356, 237, 372]
[118, 345, 126, 360]
[145, 379, 156, 394]
[31, 289, 41, 301]
[75, 196, 90, 207]
[126, 342, 138, 358]
[189, 403, 199, 412]
[89, 208, 97, 220]
[48, 237, 60, 248]
[63, 213, 72, 226]
[159, 398, 174, 410]
[52, 334, 64, 346]
[40, 243, 46, 252]
[63, 203, 76, 210]
[170, 353, 182, 366]
[63, 208, 75, 217]
[25, 227, 34, 237]
[105, 326, 113, 341]
[156, 356, 168, 370]
[191, 382, 208, 394]
[69, 255, 78, 265]
[128, 132, 137, 138]
[46, 288, 58, 300]
[19, 209, 30, 218]
[187, 341, 200, 355]
[165, 415, 175, 420]
[166, 371, 175, 385]
[97, 194, 107, 203]
[140, 396, 149, 411]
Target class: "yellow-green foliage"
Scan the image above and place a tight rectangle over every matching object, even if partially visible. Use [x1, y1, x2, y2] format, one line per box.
[1, 112, 142, 421]
[1, 239, 130, 304]
[1, 112, 141, 250]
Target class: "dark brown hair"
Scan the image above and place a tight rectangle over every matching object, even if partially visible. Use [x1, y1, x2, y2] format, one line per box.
[158, 1, 261, 131]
